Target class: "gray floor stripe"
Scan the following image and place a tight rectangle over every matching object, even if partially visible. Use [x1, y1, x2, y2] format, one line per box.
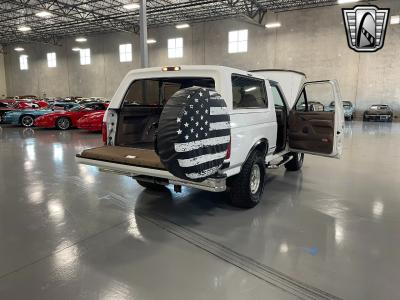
[137, 210, 343, 300]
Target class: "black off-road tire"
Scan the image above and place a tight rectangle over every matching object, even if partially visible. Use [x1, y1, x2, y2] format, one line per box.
[136, 180, 167, 191]
[284, 152, 304, 171]
[228, 150, 265, 209]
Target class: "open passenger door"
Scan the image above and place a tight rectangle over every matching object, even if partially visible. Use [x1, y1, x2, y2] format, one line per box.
[288, 80, 344, 158]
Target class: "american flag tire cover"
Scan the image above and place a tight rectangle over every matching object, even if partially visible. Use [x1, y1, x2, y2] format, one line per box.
[156, 86, 230, 182]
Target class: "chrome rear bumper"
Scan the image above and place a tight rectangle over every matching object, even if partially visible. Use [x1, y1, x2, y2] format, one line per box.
[76, 156, 226, 192]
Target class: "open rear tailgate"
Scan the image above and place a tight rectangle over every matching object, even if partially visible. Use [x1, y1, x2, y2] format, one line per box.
[76, 147, 226, 192]
[77, 146, 166, 170]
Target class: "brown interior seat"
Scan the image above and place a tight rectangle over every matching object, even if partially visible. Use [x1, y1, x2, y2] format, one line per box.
[78, 146, 165, 170]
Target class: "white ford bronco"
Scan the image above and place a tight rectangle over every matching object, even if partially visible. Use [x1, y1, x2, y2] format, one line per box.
[77, 65, 344, 208]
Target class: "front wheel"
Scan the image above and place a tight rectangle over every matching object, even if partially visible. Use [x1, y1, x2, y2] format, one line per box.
[56, 117, 71, 130]
[284, 152, 304, 171]
[21, 115, 34, 127]
[228, 151, 265, 209]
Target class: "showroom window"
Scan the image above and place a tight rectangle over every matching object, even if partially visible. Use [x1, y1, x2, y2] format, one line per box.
[19, 55, 28, 70]
[168, 37, 183, 58]
[228, 29, 248, 53]
[119, 43, 132, 62]
[47, 52, 57, 68]
[80, 48, 91, 65]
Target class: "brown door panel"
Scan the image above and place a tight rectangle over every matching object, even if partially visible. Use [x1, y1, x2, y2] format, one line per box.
[288, 111, 335, 154]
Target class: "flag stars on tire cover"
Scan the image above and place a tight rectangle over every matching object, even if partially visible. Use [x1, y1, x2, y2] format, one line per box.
[177, 89, 221, 142]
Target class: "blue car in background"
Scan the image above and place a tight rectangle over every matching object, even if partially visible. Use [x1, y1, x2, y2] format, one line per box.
[3, 102, 79, 127]
[326, 101, 355, 120]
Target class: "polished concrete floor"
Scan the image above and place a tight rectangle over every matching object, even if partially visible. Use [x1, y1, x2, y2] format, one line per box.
[0, 122, 399, 300]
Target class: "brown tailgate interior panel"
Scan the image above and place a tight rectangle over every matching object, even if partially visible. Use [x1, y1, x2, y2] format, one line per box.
[78, 146, 166, 170]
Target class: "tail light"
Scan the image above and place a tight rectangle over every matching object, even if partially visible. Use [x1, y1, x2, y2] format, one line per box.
[102, 122, 107, 144]
[225, 140, 231, 160]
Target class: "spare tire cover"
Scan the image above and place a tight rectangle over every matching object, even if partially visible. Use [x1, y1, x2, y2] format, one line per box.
[157, 86, 230, 182]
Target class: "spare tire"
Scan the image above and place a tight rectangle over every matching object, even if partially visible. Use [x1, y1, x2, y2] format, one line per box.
[157, 86, 230, 182]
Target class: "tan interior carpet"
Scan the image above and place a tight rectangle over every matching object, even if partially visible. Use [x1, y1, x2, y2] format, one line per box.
[79, 146, 165, 170]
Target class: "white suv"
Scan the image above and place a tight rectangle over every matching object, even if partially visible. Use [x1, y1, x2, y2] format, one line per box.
[77, 65, 344, 208]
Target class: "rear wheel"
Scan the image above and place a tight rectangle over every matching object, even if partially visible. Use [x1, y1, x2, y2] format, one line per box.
[56, 117, 71, 130]
[228, 150, 265, 209]
[136, 180, 166, 191]
[21, 115, 34, 127]
[284, 152, 304, 171]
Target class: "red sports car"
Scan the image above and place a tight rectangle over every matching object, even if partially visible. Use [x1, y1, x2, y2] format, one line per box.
[77, 111, 105, 132]
[34, 102, 108, 130]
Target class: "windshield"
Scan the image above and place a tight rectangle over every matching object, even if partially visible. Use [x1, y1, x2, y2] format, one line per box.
[69, 105, 84, 111]
[370, 105, 388, 110]
[40, 104, 53, 110]
[123, 77, 215, 106]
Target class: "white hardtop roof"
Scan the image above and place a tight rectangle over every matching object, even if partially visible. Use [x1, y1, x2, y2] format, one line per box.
[125, 65, 258, 77]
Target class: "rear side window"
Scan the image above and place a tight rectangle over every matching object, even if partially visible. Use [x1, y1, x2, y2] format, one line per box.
[123, 77, 215, 106]
[231, 74, 267, 109]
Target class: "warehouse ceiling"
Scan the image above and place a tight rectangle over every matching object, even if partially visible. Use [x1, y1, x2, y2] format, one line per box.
[0, 0, 370, 45]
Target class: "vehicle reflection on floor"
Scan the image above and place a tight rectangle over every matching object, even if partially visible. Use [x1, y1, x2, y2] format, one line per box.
[361, 120, 393, 136]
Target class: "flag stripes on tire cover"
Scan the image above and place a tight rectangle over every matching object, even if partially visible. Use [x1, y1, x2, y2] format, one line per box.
[157, 86, 230, 182]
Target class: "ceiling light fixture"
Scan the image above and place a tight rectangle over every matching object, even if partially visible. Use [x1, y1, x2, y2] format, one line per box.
[35, 11, 52, 18]
[14, 47, 24, 52]
[123, 3, 140, 10]
[72, 47, 81, 51]
[337, 0, 360, 4]
[147, 39, 156, 44]
[18, 26, 31, 32]
[176, 23, 190, 29]
[265, 22, 281, 29]
[75, 37, 87, 42]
